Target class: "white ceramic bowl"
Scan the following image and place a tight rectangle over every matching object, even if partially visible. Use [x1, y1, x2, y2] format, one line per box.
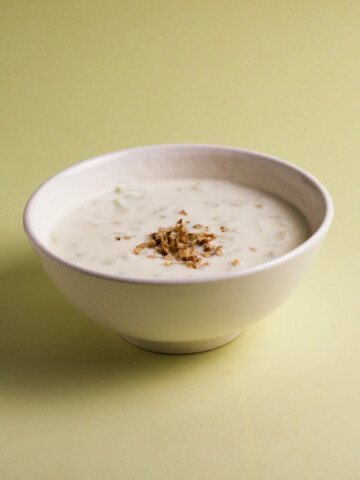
[24, 144, 333, 354]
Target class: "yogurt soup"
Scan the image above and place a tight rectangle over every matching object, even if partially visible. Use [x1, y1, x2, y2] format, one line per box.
[49, 179, 310, 279]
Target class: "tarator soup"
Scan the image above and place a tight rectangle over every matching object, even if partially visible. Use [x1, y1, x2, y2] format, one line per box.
[49, 178, 310, 279]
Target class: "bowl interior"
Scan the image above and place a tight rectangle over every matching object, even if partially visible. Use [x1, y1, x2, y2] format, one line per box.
[25, 145, 329, 248]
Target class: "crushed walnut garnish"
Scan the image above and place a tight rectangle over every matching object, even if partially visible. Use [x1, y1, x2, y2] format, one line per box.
[178, 210, 188, 215]
[115, 235, 131, 241]
[133, 217, 222, 269]
[214, 245, 223, 256]
[220, 226, 229, 232]
[233, 258, 240, 266]
[249, 247, 256, 252]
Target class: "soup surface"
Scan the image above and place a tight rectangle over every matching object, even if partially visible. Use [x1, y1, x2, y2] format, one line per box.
[49, 178, 310, 278]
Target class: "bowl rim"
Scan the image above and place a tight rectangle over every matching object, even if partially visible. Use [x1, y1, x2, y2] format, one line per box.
[23, 143, 334, 285]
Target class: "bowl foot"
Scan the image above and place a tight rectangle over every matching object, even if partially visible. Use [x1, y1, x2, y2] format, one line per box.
[121, 330, 243, 354]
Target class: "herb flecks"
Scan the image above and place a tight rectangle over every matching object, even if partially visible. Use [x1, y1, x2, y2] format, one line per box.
[133, 218, 221, 269]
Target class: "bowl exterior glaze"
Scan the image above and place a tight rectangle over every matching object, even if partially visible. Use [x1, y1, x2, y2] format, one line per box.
[24, 145, 333, 353]
[32, 236, 323, 353]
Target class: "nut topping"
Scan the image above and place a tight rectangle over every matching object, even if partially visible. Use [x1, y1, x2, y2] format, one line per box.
[134, 218, 222, 269]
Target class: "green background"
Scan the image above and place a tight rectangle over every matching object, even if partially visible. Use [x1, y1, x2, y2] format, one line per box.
[1, 1, 359, 479]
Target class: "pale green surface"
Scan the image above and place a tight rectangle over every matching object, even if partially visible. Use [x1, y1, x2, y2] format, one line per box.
[1, 1, 359, 478]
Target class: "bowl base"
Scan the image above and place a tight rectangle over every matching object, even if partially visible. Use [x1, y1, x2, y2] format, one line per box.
[121, 330, 243, 354]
